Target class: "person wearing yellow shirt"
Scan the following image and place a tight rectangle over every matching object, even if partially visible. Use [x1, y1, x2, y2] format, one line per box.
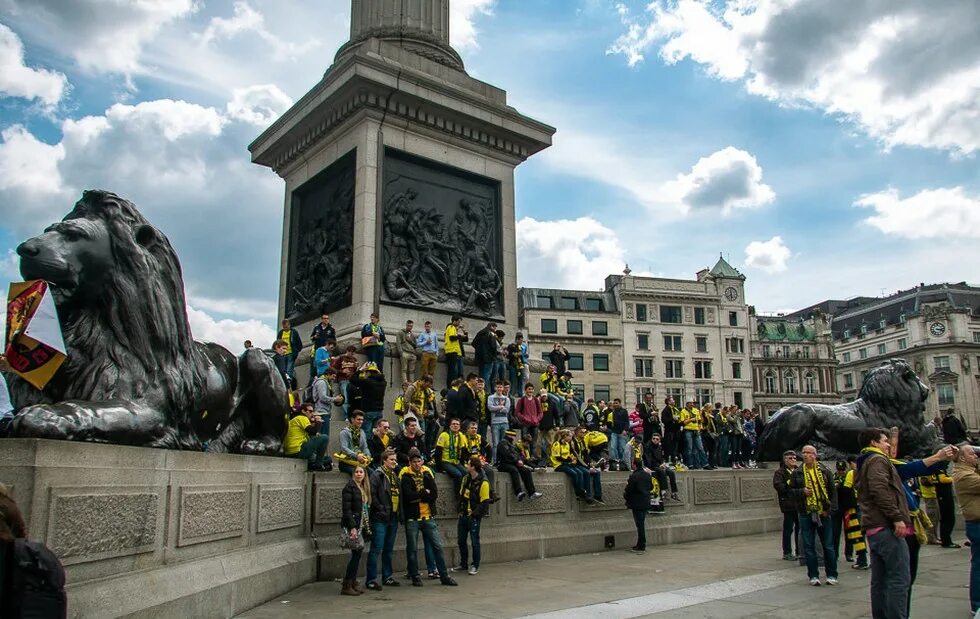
[443, 315, 468, 389]
[552, 429, 596, 504]
[456, 456, 492, 575]
[919, 473, 940, 545]
[435, 418, 468, 495]
[283, 402, 330, 470]
[679, 401, 708, 469]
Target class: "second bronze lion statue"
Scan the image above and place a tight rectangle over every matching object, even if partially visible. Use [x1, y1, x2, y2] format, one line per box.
[756, 358, 944, 461]
[4, 190, 287, 454]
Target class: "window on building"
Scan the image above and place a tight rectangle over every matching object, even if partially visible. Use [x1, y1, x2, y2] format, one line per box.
[541, 318, 557, 334]
[567, 319, 583, 335]
[879, 319, 887, 329]
[536, 295, 553, 309]
[727, 337, 745, 354]
[594, 384, 611, 403]
[860, 370, 869, 385]
[859, 348, 868, 360]
[665, 359, 684, 378]
[804, 372, 816, 395]
[540, 352, 549, 362]
[785, 371, 797, 394]
[782, 345, 791, 358]
[861, 324, 868, 334]
[763, 345, 771, 358]
[844, 373, 854, 389]
[660, 305, 682, 323]
[765, 371, 776, 393]
[695, 336, 708, 353]
[592, 321, 608, 336]
[733, 391, 744, 408]
[935, 356, 950, 371]
[843, 329, 851, 338]
[877, 343, 886, 355]
[843, 352, 851, 362]
[695, 388, 713, 407]
[593, 354, 610, 371]
[974, 332, 980, 343]
[666, 387, 683, 405]
[568, 353, 584, 371]
[900, 313, 907, 324]
[572, 384, 585, 399]
[559, 296, 578, 310]
[937, 383, 955, 406]
[637, 333, 649, 350]
[636, 304, 648, 322]
[728, 311, 738, 326]
[694, 307, 706, 324]
[634, 358, 654, 378]
[634, 387, 655, 403]
[694, 360, 712, 379]
[802, 347, 810, 359]
[732, 361, 742, 379]
[898, 338, 907, 350]
[663, 335, 683, 351]
[584, 297, 603, 311]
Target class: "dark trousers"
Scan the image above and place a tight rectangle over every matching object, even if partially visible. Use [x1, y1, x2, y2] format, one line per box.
[345, 548, 363, 580]
[295, 435, 331, 466]
[936, 483, 956, 545]
[498, 463, 536, 495]
[799, 513, 837, 579]
[556, 463, 588, 497]
[364, 345, 384, 370]
[457, 516, 482, 569]
[831, 510, 845, 558]
[868, 529, 911, 619]
[907, 535, 920, 615]
[573, 464, 602, 499]
[632, 508, 647, 549]
[966, 521, 980, 613]
[653, 468, 678, 493]
[405, 519, 448, 579]
[366, 519, 398, 584]
[781, 511, 799, 555]
[445, 353, 463, 388]
[437, 462, 466, 495]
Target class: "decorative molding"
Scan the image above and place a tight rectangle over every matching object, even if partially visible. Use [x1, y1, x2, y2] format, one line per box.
[177, 486, 249, 547]
[739, 477, 775, 503]
[693, 478, 735, 505]
[314, 485, 342, 525]
[506, 483, 566, 516]
[336, 27, 464, 71]
[257, 484, 305, 533]
[46, 486, 159, 565]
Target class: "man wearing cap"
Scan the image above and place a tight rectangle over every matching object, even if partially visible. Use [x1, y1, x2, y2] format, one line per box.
[351, 361, 387, 436]
[773, 449, 801, 560]
[496, 429, 541, 502]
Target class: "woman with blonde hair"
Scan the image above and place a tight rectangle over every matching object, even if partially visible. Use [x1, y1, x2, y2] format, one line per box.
[551, 429, 595, 504]
[340, 465, 372, 595]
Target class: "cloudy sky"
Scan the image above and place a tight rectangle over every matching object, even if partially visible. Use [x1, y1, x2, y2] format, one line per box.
[1, 0, 978, 351]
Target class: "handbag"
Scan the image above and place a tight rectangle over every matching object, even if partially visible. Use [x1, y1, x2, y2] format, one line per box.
[338, 525, 365, 552]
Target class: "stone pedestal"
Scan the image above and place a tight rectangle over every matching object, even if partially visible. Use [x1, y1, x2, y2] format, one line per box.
[249, 0, 554, 348]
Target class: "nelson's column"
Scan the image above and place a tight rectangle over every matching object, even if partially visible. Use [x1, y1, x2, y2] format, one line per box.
[250, 0, 555, 382]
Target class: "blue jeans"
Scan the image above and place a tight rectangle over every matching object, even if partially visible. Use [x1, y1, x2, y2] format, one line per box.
[457, 516, 482, 569]
[868, 528, 911, 619]
[405, 519, 448, 579]
[609, 432, 628, 463]
[339, 380, 350, 419]
[683, 430, 707, 468]
[556, 463, 587, 497]
[363, 410, 383, 437]
[490, 423, 508, 463]
[717, 434, 731, 467]
[437, 462, 466, 495]
[365, 345, 384, 370]
[798, 513, 837, 579]
[284, 355, 297, 381]
[479, 363, 493, 387]
[366, 519, 398, 584]
[967, 521, 980, 612]
[446, 353, 463, 388]
[295, 435, 330, 466]
[574, 464, 602, 499]
[491, 360, 507, 384]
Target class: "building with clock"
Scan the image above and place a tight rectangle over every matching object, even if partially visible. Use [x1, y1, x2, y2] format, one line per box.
[787, 282, 980, 430]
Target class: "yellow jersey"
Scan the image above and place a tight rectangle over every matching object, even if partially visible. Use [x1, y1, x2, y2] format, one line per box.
[436, 430, 467, 464]
[283, 415, 311, 455]
[445, 324, 462, 355]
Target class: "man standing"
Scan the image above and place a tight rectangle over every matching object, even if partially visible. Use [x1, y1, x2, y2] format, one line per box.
[350, 362, 387, 437]
[679, 401, 707, 470]
[941, 409, 969, 445]
[514, 384, 543, 464]
[397, 320, 419, 386]
[506, 334, 525, 392]
[331, 345, 359, 420]
[399, 449, 457, 587]
[548, 343, 569, 376]
[471, 322, 498, 386]
[443, 316, 467, 389]
[456, 457, 492, 575]
[624, 459, 653, 553]
[416, 321, 439, 380]
[366, 449, 401, 591]
[661, 397, 680, 466]
[790, 445, 838, 586]
[310, 314, 336, 350]
[952, 443, 980, 616]
[773, 450, 800, 560]
[487, 381, 511, 461]
[361, 312, 386, 370]
[637, 392, 660, 444]
[277, 319, 302, 381]
[608, 399, 630, 471]
[310, 373, 339, 471]
[458, 373, 480, 428]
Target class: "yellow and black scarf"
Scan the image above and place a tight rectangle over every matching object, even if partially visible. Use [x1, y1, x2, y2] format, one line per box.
[803, 463, 830, 514]
[384, 466, 400, 514]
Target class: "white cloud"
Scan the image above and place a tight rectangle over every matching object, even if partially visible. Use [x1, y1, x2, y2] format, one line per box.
[855, 186, 980, 240]
[0, 22, 67, 105]
[662, 146, 774, 214]
[2, 0, 198, 77]
[451, 0, 494, 51]
[609, 0, 980, 154]
[516, 216, 628, 289]
[186, 304, 276, 352]
[0, 125, 65, 195]
[198, 1, 319, 60]
[226, 84, 293, 126]
[745, 236, 791, 273]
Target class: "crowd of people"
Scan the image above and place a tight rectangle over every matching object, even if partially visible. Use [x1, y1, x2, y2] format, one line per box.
[772, 423, 980, 618]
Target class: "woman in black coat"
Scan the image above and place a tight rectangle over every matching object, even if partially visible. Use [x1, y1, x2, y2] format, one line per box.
[623, 462, 652, 553]
[341, 466, 371, 595]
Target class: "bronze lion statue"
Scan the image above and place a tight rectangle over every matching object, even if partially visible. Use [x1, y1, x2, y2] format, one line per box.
[756, 358, 944, 461]
[4, 190, 287, 454]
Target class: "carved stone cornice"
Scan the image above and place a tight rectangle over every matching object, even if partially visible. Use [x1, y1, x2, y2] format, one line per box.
[336, 27, 464, 71]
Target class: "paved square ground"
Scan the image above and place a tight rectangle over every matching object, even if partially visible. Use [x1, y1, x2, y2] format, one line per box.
[238, 532, 973, 618]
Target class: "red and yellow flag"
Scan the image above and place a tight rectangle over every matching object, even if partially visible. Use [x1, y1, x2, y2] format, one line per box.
[5, 280, 66, 389]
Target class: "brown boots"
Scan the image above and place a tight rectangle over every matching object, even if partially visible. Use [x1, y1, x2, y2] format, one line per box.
[340, 579, 362, 596]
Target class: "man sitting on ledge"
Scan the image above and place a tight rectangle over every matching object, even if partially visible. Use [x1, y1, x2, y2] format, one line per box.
[435, 418, 467, 495]
[283, 402, 330, 471]
[335, 410, 371, 475]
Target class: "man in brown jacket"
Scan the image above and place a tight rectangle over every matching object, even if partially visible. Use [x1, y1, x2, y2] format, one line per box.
[952, 442, 980, 615]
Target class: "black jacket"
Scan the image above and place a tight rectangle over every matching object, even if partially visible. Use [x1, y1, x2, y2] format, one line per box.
[351, 373, 386, 411]
[661, 405, 679, 432]
[643, 442, 666, 469]
[610, 406, 630, 434]
[460, 474, 491, 519]
[789, 463, 838, 514]
[548, 349, 568, 375]
[310, 323, 336, 348]
[392, 432, 427, 467]
[637, 402, 659, 433]
[400, 467, 439, 522]
[496, 438, 523, 467]
[341, 480, 364, 530]
[942, 415, 968, 445]
[624, 469, 653, 510]
[458, 383, 479, 422]
[772, 466, 797, 513]
[471, 327, 496, 365]
[369, 468, 399, 524]
[582, 407, 601, 431]
[368, 433, 391, 466]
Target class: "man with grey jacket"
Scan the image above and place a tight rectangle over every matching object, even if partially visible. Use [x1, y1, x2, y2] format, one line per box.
[397, 320, 419, 386]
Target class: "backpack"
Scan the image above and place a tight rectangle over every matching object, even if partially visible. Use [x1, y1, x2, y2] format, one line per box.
[2, 539, 67, 618]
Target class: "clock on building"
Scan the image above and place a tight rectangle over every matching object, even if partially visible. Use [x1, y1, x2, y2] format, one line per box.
[930, 322, 946, 337]
[725, 287, 738, 302]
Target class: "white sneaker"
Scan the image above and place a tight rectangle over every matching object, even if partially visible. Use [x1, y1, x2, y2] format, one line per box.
[468, 566, 478, 575]
[530, 492, 543, 500]
[825, 577, 838, 586]
[516, 491, 526, 502]
[809, 577, 821, 586]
